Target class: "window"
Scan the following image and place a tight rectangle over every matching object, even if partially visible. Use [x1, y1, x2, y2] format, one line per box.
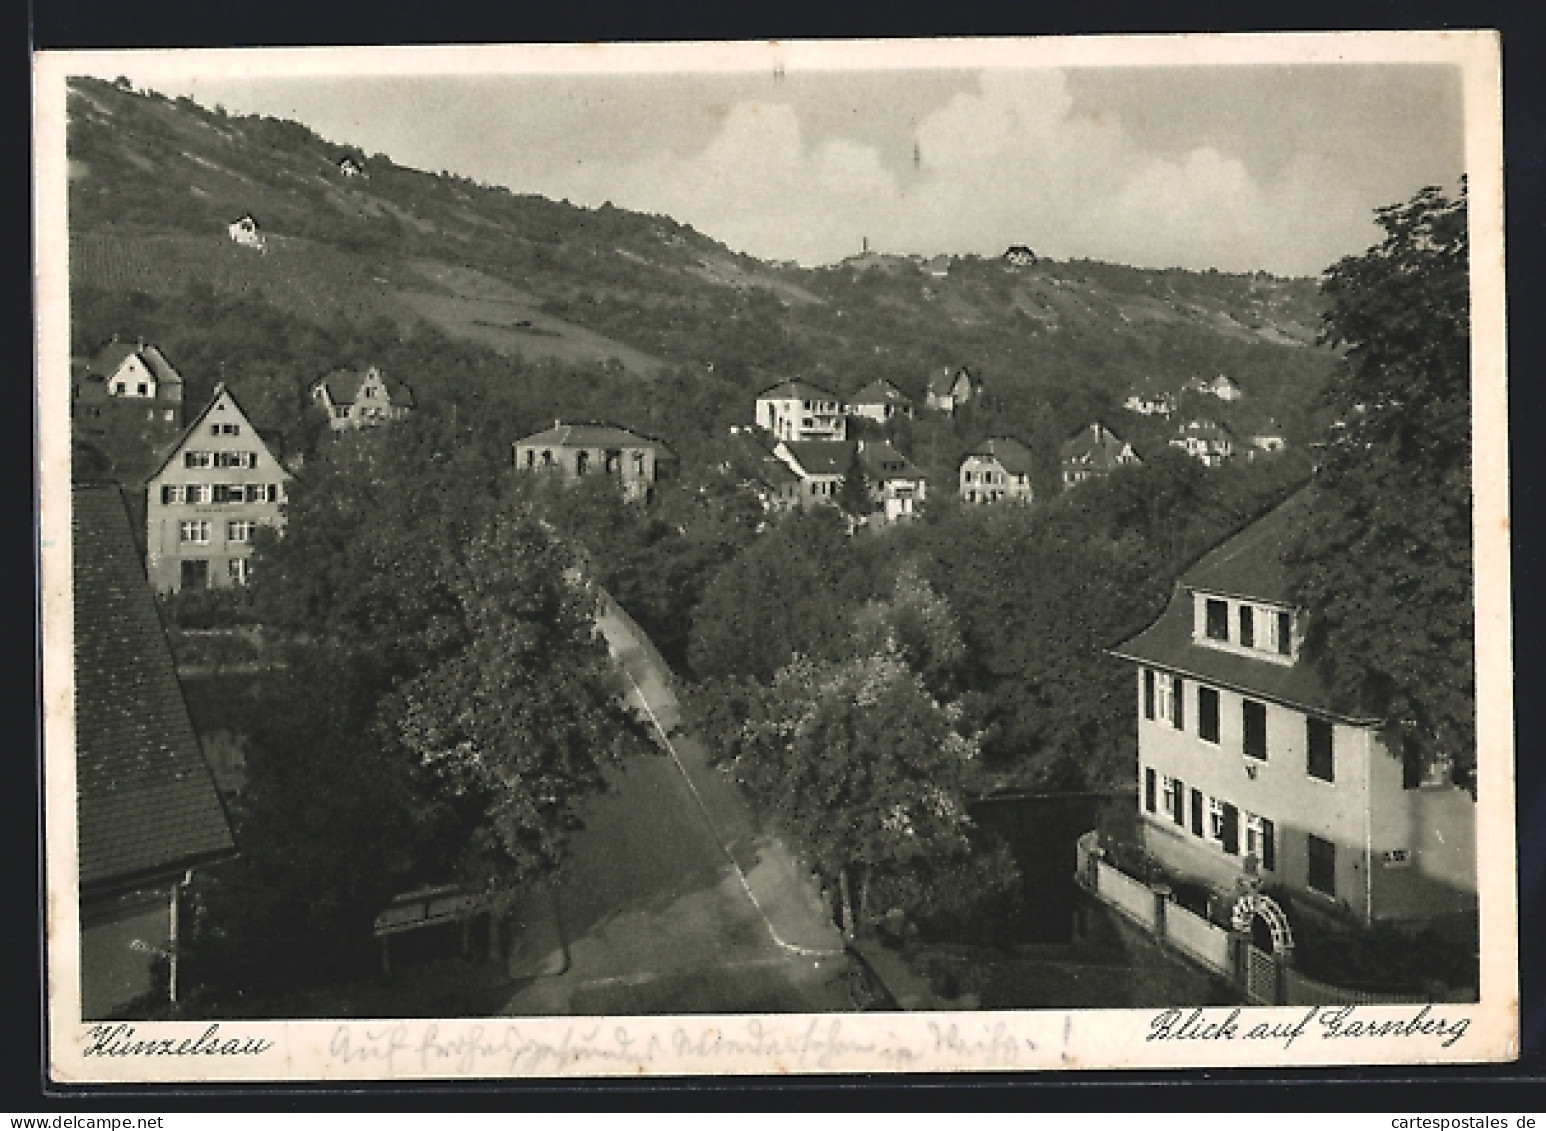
[1143, 669, 1155, 720]
[1277, 611, 1293, 655]
[229, 557, 252, 585]
[1243, 700, 1267, 761]
[1170, 776, 1186, 827]
[1307, 834, 1335, 895]
[180, 559, 209, 589]
[1144, 767, 1157, 813]
[184, 451, 212, 469]
[1205, 598, 1229, 641]
[1239, 605, 1255, 648]
[605, 449, 622, 475]
[1190, 788, 1205, 837]
[1261, 818, 1275, 871]
[1171, 676, 1185, 731]
[1307, 718, 1334, 782]
[1161, 775, 1178, 819]
[1209, 798, 1226, 841]
[1198, 686, 1221, 743]
[227, 520, 254, 543]
[136, 383, 148, 396]
[179, 520, 211, 544]
[1220, 802, 1239, 855]
[163, 409, 176, 422]
[210, 422, 241, 436]
[160, 485, 183, 505]
[1244, 813, 1276, 869]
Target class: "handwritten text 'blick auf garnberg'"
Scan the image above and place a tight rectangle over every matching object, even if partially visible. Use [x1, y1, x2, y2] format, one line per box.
[1148, 1005, 1471, 1049]
[328, 1016, 1030, 1073]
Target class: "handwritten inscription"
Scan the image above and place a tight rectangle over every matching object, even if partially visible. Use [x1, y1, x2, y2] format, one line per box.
[328, 1016, 1033, 1075]
[82, 1024, 274, 1057]
[1148, 1005, 1472, 1050]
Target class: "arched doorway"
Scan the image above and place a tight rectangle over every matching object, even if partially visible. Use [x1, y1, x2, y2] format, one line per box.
[1231, 891, 1295, 955]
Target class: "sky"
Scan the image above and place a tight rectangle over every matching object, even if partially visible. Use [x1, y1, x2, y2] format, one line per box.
[109, 56, 1466, 277]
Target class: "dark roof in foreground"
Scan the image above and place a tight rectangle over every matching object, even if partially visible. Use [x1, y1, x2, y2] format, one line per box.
[964, 436, 1034, 476]
[1110, 488, 1373, 721]
[73, 486, 235, 892]
[316, 368, 415, 408]
[515, 422, 674, 454]
[781, 440, 856, 476]
[757, 380, 840, 403]
[849, 379, 911, 406]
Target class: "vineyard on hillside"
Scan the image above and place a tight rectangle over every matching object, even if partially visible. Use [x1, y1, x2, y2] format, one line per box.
[69, 229, 412, 328]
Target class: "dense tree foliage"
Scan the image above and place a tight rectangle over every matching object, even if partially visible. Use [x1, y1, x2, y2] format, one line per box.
[1291, 183, 1475, 789]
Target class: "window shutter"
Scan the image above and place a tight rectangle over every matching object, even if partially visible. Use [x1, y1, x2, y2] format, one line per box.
[1144, 768, 1156, 813]
[1143, 670, 1155, 720]
[1191, 789, 1204, 836]
[1172, 676, 1184, 730]
[1172, 777, 1186, 826]
[1221, 803, 1239, 855]
[1261, 818, 1275, 871]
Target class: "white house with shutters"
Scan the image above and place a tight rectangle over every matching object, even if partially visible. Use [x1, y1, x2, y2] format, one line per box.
[144, 384, 291, 593]
[1109, 489, 1476, 930]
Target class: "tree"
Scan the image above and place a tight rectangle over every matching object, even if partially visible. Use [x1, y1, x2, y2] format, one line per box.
[840, 454, 871, 518]
[1291, 183, 1474, 790]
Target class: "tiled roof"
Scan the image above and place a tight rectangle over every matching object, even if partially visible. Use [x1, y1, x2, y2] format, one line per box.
[87, 342, 181, 387]
[964, 436, 1034, 477]
[1061, 424, 1135, 468]
[858, 440, 921, 481]
[1109, 489, 1368, 720]
[725, 430, 801, 488]
[849, 379, 911, 406]
[316, 368, 414, 409]
[516, 422, 673, 454]
[757, 380, 840, 403]
[72, 487, 235, 892]
[781, 440, 856, 477]
[928, 367, 971, 396]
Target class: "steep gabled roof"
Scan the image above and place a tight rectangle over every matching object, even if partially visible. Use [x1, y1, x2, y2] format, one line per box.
[849, 379, 911, 407]
[516, 422, 673, 455]
[928, 367, 973, 397]
[1110, 489, 1369, 720]
[757, 380, 840, 403]
[72, 486, 235, 892]
[963, 436, 1034, 477]
[145, 383, 291, 483]
[858, 440, 922, 481]
[1061, 423, 1135, 468]
[315, 368, 416, 409]
[780, 440, 856, 477]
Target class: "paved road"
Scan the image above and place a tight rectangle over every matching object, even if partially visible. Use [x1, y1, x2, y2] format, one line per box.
[499, 599, 851, 1017]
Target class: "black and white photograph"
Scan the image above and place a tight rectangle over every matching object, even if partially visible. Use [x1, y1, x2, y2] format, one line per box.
[35, 33, 1514, 1081]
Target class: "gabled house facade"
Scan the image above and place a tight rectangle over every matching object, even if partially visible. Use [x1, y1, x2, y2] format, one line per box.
[772, 439, 856, 508]
[513, 421, 674, 503]
[1003, 245, 1037, 267]
[311, 367, 416, 431]
[1188, 373, 1243, 402]
[72, 340, 185, 428]
[756, 381, 847, 443]
[925, 366, 975, 415]
[1060, 423, 1141, 489]
[144, 384, 292, 593]
[847, 379, 914, 423]
[227, 213, 264, 250]
[857, 439, 926, 522]
[1173, 420, 1236, 466]
[1250, 420, 1288, 457]
[73, 485, 236, 1018]
[1110, 490, 1476, 928]
[959, 436, 1034, 504]
[1123, 390, 1176, 418]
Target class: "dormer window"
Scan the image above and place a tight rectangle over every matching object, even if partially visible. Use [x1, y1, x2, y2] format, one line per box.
[1239, 606, 1255, 648]
[1195, 593, 1298, 662]
[1205, 599, 1229, 641]
[1276, 611, 1293, 656]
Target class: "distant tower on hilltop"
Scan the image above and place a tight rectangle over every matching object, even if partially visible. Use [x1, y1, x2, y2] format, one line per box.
[863, 236, 869, 254]
[913, 140, 921, 170]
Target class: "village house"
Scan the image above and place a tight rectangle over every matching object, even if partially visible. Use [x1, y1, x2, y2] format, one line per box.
[925, 255, 951, 278]
[925, 366, 976, 415]
[1173, 420, 1237, 466]
[1109, 489, 1476, 931]
[1187, 373, 1244, 402]
[1249, 420, 1289, 457]
[772, 439, 856, 508]
[959, 436, 1035, 505]
[755, 381, 848, 443]
[513, 421, 674, 503]
[144, 384, 292, 593]
[338, 155, 365, 178]
[1123, 390, 1177, 418]
[846, 379, 914, 423]
[227, 213, 265, 250]
[1003, 244, 1038, 267]
[1060, 423, 1141, 489]
[311, 366, 416, 431]
[72, 339, 186, 430]
[722, 426, 803, 514]
[73, 485, 236, 1018]
[857, 438, 927, 522]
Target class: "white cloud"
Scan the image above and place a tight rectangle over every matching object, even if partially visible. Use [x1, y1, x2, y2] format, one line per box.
[555, 69, 1378, 275]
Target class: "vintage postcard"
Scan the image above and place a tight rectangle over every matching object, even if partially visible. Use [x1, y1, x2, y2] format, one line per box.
[35, 32, 1514, 1083]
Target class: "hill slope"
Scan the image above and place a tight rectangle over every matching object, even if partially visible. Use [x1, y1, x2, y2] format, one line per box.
[65, 75, 1339, 466]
